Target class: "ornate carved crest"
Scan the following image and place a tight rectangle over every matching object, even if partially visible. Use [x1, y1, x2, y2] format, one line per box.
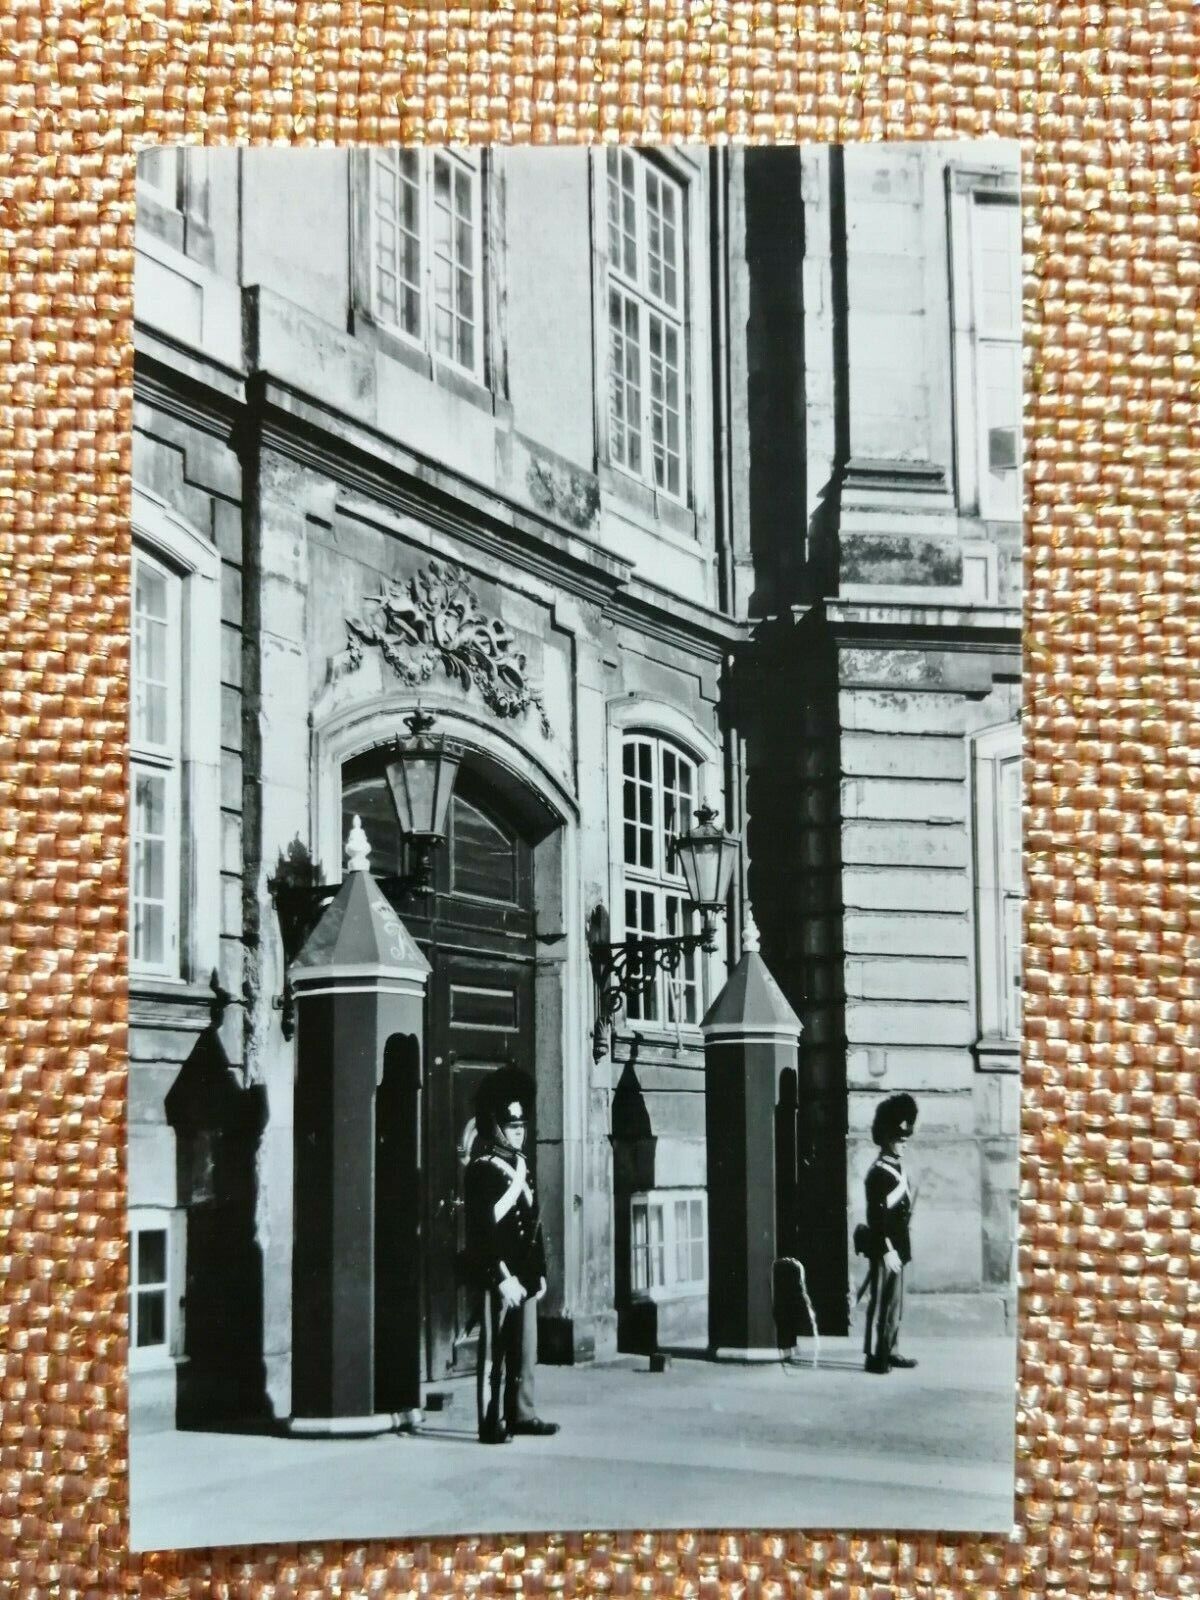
[345, 559, 552, 737]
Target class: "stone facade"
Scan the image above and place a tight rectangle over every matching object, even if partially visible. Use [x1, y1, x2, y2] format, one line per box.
[129, 141, 1021, 1429]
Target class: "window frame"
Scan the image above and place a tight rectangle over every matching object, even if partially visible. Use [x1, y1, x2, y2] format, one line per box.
[621, 731, 704, 1028]
[130, 550, 183, 979]
[948, 165, 1023, 524]
[130, 485, 223, 991]
[595, 148, 692, 510]
[128, 1206, 185, 1372]
[353, 148, 490, 392]
[629, 1188, 708, 1302]
[971, 720, 1022, 1063]
[135, 147, 215, 266]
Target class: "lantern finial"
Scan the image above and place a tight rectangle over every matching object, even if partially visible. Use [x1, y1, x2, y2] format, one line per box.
[345, 814, 371, 874]
[742, 911, 761, 954]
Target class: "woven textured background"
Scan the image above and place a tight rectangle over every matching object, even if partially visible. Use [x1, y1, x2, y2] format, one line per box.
[1, 1, 1197, 1593]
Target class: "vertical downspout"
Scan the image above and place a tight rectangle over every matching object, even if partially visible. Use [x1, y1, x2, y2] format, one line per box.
[711, 147, 745, 963]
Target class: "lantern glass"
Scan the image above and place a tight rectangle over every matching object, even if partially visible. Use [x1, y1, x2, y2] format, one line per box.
[675, 808, 738, 914]
[385, 736, 463, 843]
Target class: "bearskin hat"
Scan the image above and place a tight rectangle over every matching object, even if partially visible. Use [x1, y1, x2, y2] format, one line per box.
[871, 1092, 918, 1147]
[474, 1064, 536, 1137]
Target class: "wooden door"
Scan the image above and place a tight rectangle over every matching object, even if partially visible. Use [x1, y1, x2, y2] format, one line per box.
[426, 954, 536, 1377]
[341, 761, 539, 1383]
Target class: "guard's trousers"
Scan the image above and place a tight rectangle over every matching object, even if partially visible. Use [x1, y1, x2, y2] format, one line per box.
[475, 1289, 541, 1435]
[863, 1259, 905, 1364]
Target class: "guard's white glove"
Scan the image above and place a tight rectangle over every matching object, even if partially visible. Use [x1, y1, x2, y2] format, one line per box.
[883, 1246, 902, 1275]
[534, 1276, 548, 1302]
[498, 1273, 526, 1311]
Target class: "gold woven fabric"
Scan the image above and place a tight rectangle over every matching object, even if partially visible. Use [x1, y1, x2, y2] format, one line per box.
[1, 0, 1197, 1592]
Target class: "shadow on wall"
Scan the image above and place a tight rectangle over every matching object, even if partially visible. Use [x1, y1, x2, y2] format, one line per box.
[165, 1022, 270, 1430]
[804, 142, 850, 604]
[737, 610, 850, 1335]
[610, 1055, 658, 1355]
[375, 1031, 422, 1415]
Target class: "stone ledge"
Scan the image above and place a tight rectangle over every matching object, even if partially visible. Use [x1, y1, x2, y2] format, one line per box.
[901, 1290, 1015, 1338]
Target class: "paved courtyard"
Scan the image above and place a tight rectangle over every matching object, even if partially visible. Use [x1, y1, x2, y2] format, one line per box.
[130, 1336, 1016, 1551]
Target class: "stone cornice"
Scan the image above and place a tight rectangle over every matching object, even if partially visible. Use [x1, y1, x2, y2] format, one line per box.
[134, 326, 246, 433]
[817, 598, 1023, 653]
[251, 375, 632, 612]
[133, 346, 751, 663]
[253, 376, 747, 662]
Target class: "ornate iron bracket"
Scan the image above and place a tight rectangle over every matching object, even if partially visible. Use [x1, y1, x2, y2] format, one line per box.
[268, 858, 436, 1041]
[586, 903, 718, 1062]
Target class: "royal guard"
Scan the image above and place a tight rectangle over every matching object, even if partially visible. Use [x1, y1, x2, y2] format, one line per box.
[861, 1092, 919, 1375]
[463, 1070, 560, 1444]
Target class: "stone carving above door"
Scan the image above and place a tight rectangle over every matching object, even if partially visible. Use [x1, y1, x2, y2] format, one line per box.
[345, 558, 552, 737]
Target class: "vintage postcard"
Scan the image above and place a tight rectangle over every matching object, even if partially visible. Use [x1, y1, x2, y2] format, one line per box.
[128, 140, 1022, 1548]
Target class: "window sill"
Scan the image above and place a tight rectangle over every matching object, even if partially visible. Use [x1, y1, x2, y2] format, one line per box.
[129, 977, 214, 1032]
[614, 1028, 706, 1064]
[351, 309, 506, 421]
[599, 464, 697, 542]
[974, 1035, 1020, 1072]
[629, 1285, 708, 1306]
[129, 1349, 189, 1376]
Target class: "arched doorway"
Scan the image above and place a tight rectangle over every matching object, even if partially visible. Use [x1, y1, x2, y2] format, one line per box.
[341, 749, 539, 1380]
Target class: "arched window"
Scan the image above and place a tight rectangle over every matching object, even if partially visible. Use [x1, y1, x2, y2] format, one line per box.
[130, 549, 182, 975]
[129, 487, 221, 986]
[621, 732, 703, 1025]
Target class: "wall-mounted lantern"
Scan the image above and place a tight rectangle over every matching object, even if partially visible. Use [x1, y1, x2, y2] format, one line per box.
[269, 709, 465, 1037]
[587, 801, 739, 1061]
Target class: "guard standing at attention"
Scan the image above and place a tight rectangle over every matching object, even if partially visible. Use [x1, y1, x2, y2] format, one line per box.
[862, 1092, 919, 1375]
[464, 1073, 559, 1443]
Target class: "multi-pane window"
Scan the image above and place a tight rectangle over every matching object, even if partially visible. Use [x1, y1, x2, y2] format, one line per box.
[605, 150, 687, 502]
[969, 196, 1022, 521]
[631, 1197, 666, 1293]
[622, 734, 701, 1026]
[138, 148, 182, 210]
[368, 149, 484, 379]
[130, 553, 181, 976]
[128, 1210, 179, 1366]
[974, 724, 1022, 1047]
[631, 1191, 707, 1297]
[674, 1195, 706, 1285]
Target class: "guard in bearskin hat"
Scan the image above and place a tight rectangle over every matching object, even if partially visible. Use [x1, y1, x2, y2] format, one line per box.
[462, 1067, 559, 1443]
[861, 1092, 919, 1375]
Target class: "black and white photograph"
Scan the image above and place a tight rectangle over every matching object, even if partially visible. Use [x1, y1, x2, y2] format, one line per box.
[128, 139, 1023, 1549]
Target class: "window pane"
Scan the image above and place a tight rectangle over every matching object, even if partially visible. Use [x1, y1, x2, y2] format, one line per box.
[136, 1288, 166, 1348]
[645, 168, 680, 308]
[138, 1227, 167, 1285]
[647, 312, 683, 496]
[620, 151, 638, 279]
[675, 1199, 689, 1280]
[1003, 894, 1022, 1038]
[973, 199, 1021, 339]
[132, 769, 169, 968]
[977, 341, 1021, 521]
[341, 773, 404, 879]
[139, 148, 179, 206]
[607, 289, 642, 476]
[133, 562, 171, 747]
[372, 151, 421, 339]
[631, 1202, 648, 1292]
[649, 1205, 665, 1286]
[999, 757, 1022, 890]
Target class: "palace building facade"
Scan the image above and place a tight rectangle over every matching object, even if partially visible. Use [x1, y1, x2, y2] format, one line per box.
[129, 142, 1021, 1427]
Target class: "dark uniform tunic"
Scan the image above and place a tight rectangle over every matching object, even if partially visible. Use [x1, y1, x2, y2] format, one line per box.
[464, 1137, 546, 1438]
[863, 1151, 912, 1367]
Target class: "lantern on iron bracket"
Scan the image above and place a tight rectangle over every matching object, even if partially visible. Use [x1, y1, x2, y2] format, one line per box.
[268, 709, 465, 1038]
[587, 801, 740, 1061]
